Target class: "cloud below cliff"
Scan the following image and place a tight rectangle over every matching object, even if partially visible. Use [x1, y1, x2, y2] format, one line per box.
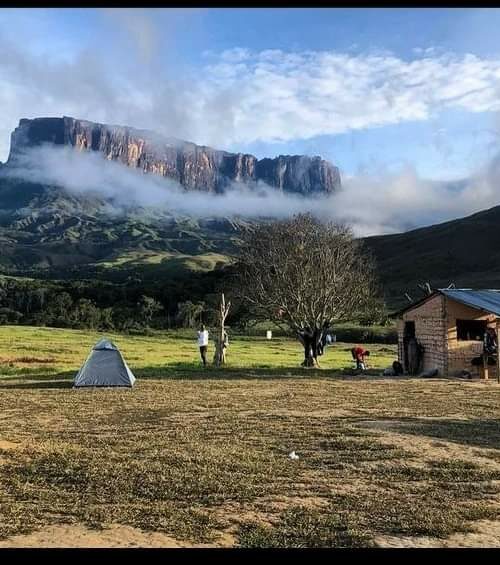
[337, 162, 500, 236]
[4, 145, 328, 222]
[5, 144, 500, 237]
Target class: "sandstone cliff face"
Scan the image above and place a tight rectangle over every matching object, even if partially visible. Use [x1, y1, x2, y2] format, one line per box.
[8, 117, 341, 195]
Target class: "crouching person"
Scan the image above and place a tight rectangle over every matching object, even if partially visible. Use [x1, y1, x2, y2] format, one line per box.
[351, 346, 370, 371]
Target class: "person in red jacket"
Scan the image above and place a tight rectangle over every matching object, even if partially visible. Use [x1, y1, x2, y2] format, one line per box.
[351, 346, 370, 370]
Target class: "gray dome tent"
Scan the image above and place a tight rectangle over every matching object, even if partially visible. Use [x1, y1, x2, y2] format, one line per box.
[74, 338, 136, 388]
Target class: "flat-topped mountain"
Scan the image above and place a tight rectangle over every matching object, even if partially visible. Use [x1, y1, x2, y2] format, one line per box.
[0, 116, 342, 273]
[7, 116, 341, 195]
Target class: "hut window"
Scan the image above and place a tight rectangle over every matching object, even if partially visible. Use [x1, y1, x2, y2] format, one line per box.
[456, 319, 487, 341]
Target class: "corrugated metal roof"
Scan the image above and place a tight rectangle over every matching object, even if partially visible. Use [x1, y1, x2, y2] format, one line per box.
[439, 289, 500, 316]
[391, 288, 500, 318]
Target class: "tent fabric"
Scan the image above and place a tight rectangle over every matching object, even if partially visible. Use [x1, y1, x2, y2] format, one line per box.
[93, 338, 119, 351]
[74, 339, 136, 387]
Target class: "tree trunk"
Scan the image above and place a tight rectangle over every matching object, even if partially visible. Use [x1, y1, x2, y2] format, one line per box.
[299, 328, 322, 368]
[213, 293, 231, 367]
[214, 322, 226, 366]
[302, 344, 318, 367]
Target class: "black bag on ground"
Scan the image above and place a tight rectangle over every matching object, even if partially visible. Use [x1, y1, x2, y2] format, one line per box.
[392, 361, 404, 375]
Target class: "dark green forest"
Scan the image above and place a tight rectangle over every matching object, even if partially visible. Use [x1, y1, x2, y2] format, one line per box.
[0, 268, 235, 332]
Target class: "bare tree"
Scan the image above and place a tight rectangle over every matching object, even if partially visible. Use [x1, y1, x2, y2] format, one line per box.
[235, 214, 380, 367]
[213, 293, 231, 367]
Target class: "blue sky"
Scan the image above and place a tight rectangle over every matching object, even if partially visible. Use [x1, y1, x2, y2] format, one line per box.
[1, 8, 500, 178]
[2, 8, 500, 234]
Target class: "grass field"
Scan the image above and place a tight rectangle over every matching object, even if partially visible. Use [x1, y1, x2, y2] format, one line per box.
[93, 250, 231, 275]
[1, 326, 500, 547]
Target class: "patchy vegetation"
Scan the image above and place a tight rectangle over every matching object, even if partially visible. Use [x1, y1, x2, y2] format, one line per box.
[1, 327, 500, 547]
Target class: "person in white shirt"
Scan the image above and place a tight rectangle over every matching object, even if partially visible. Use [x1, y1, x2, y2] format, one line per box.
[197, 324, 209, 366]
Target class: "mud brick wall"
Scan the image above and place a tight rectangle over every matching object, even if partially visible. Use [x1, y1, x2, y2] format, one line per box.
[399, 294, 447, 374]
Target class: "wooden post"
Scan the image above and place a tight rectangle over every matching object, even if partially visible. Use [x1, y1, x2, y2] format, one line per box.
[213, 293, 231, 367]
[497, 321, 500, 384]
[483, 352, 489, 381]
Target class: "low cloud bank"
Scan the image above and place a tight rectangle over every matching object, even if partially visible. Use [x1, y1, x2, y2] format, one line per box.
[4, 144, 500, 237]
[5, 145, 326, 221]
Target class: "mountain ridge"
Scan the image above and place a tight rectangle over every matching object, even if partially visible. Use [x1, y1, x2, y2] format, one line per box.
[0, 116, 342, 273]
[6, 116, 342, 196]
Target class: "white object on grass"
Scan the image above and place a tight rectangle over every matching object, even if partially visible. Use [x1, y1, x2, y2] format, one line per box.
[288, 451, 299, 460]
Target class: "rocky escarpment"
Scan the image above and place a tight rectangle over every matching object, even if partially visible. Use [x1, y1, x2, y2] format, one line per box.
[7, 116, 341, 195]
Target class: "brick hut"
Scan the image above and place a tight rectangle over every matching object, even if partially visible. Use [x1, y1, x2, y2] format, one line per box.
[393, 289, 500, 379]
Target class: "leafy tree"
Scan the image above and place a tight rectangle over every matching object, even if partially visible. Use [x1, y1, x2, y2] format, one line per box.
[0, 307, 22, 325]
[100, 307, 115, 330]
[138, 295, 163, 327]
[176, 301, 205, 328]
[112, 305, 140, 331]
[48, 292, 74, 325]
[73, 298, 101, 329]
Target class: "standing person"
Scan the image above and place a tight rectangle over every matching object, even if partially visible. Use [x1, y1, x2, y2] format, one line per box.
[351, 346, 370, 370]
[320, 324, 334, 354]
[407, 337, 424, 375]
[483, 327, 498, 378]
[484, 327, 498, 356]
[197, 324, 209, 367]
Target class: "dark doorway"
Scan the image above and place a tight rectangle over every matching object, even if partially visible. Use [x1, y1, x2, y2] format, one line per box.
[404, 321, 416, 338]
[403, 321, 416, 373]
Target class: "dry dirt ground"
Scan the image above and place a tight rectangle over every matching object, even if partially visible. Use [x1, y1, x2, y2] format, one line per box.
[1, 371, 500, 548]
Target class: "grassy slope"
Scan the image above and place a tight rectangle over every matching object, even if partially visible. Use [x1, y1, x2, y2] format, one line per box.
[93, 251, 232, 275]
[365, 205, 500, 309]
[4, 169, 500, 305]
[1, 327, 500, 547]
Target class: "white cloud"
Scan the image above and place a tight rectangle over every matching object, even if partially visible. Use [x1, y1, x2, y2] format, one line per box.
[6, 143, 500, 238]
[4, 144, 328, 220]
[3, 30, 500, 162]
[4, 11, 500, 238]
[333, 159, 500, 236]
[102, 8, 160, 63]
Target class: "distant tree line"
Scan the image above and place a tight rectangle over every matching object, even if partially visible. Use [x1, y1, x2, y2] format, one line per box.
[0, 271, 202, 331]
[0, 266, 258, 332]
[0, 274, 389, 335]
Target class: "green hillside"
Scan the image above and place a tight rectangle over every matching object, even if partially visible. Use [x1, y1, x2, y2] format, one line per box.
[365, 205, 500, 309]
[3, 170, 500, 313]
